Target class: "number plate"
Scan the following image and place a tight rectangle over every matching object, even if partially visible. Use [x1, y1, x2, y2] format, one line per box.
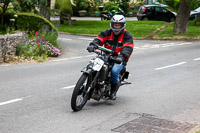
[92, 58, 104, 71]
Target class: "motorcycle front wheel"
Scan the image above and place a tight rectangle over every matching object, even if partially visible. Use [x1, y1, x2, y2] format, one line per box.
[71, 73, 91, 111]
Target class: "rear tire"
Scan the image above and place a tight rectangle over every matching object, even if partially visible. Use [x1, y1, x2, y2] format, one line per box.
[101, 16, 107, 20]
[169, 17, 175, 22]
[71, 74, 90, 111]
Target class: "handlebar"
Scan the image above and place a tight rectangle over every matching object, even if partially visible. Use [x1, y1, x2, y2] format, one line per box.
[97, 46, 113, 54]
[92, 46, 122, 64]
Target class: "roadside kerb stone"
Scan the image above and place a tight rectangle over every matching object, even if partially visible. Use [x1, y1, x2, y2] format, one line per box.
[0, 32, 22, 63]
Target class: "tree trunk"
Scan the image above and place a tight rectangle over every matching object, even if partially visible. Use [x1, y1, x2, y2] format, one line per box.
[173, 0, 191, 33]
[68, 14, 72, 26]
[1, 2, 9, 25]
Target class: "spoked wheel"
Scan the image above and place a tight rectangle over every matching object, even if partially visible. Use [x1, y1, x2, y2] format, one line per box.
[71, 73, 91, 111]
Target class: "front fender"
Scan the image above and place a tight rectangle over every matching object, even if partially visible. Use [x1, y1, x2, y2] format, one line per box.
[81, 67, 93, 75]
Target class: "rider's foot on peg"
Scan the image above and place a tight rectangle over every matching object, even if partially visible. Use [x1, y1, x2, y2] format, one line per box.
[110, 91, 117, 100]
[110, 83, 119, 100]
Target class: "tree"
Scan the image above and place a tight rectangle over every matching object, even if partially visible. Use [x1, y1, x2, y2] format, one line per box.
[13, 0, 51, 20]
[0, 0, 12, 25]
[39, 0, 51, 21]
[173, 0, 200, 33]
[55, 0, 73, 26]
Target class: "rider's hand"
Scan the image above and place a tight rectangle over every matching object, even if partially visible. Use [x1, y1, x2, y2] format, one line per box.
[87, 45, 95, 52]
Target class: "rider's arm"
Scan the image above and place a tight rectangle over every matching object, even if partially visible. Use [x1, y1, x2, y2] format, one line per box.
[90, 29, 111, 46]
[119, 31, 134, 60]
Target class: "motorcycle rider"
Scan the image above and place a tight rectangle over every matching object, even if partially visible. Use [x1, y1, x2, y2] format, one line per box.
[87, 15, 134, 100]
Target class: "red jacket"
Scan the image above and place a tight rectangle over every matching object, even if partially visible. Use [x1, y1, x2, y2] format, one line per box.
[90, 29, 134, 64]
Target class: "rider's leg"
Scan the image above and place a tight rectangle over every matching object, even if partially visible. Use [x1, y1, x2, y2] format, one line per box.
[110, 63, 125, 100]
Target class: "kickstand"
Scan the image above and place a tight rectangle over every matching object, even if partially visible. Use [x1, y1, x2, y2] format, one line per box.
[121, 81, 131, 86]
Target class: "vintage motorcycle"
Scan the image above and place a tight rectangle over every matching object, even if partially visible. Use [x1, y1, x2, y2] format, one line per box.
[100, 8, 124, 20]
[71, 46, 130, 111]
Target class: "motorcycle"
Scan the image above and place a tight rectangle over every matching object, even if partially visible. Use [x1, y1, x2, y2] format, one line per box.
[100, 8, 124, 20]
[71, 46, 130, 111]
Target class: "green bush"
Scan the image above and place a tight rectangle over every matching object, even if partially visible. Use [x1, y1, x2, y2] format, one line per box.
[56, 0, 73, 15]
[119, 1, 129, 14]
[104, 2, 119, 12]
[165, 0, 180, 11]
[60, 0, 73, 15]
[16, 12, 58, 36]
[0, 25, 7, 35]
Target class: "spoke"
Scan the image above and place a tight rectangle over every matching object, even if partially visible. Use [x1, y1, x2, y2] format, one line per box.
[76, 95, 83, 106]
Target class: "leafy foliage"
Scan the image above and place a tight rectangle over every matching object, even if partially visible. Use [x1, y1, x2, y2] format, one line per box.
[119, 0, 129, 14]
[104, 2, 119, 12]
[60, 0, 73, 15]
[164, 0, 200, 11]
[55, 0, 73, 15]
[164, 0, 180, 11]
[186, 0, 200, 10]
[16, 12, 58, 36]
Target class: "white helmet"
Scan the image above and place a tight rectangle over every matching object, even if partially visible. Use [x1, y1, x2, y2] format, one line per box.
[110, 15, 126, 35]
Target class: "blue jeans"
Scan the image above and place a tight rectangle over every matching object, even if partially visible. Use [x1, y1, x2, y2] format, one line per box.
[111, 63, 125, 84]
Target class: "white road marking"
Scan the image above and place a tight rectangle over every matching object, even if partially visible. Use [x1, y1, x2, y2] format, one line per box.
[149, 45, 160, 48]
[160, 43, 175, 47]
[0, 64, 10, 67]
[0, 98, 23, 106]
[58, 38, 72, 41]
[52, 56, 83, 62]
[193, 58, 200, 61]
[52, 54, 96, 62]
[52, 58, 69, 61]
[61, 85, 75, 90]
[134, 42, 192, 50]
[69, 56, 83, 59]
[134, 47, 147, 50]
[155, 62, 187, 70]
[0, 95, 33, 106]
[79, 38, 93, 41]
[176, 42, 192, 45]
[84, 54, 96, 57]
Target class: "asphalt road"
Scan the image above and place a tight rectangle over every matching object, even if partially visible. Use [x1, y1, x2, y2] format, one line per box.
[0, 34, 200, 133]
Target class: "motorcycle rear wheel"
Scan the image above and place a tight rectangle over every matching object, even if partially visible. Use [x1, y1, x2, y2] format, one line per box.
[101, 16, 106, 20]
[71, 73, 90, 111]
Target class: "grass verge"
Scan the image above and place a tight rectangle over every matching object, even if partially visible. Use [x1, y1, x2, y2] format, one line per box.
[57, 20, 167, 39]
[57, 20, 200, 40]
[154, 21, 200, 40]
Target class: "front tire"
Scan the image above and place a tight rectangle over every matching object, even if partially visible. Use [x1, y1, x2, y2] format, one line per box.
[71, 74, 90, 111]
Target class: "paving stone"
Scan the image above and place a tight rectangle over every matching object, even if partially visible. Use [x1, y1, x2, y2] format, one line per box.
[112, 116, 198, 133]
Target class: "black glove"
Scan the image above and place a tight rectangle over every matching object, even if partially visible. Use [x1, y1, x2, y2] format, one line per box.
[87, 45, 95, 52]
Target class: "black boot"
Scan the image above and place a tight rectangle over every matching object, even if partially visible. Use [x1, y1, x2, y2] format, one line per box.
[110, 83, 119, 100]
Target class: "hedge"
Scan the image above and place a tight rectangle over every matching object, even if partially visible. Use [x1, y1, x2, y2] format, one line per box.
[16, 12, 58, 36]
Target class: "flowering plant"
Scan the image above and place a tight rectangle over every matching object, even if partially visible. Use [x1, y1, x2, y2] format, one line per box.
[88, 0, 95, 7]
[17, 30, 61, 61]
